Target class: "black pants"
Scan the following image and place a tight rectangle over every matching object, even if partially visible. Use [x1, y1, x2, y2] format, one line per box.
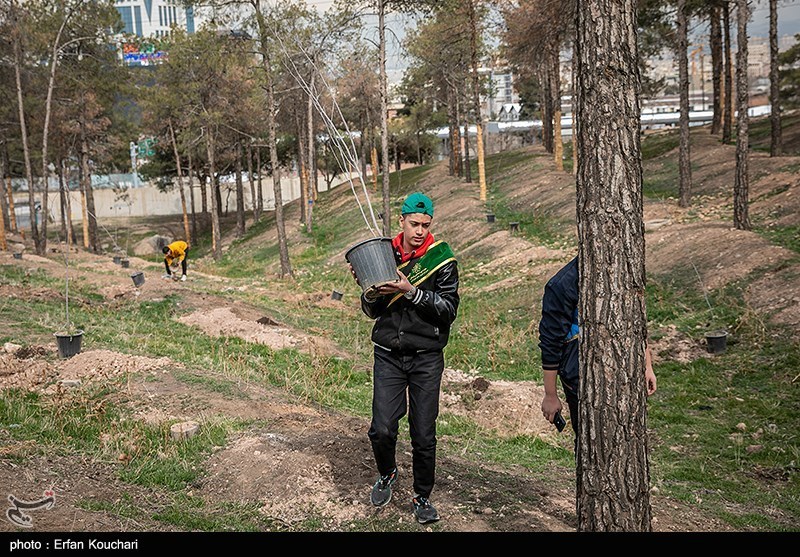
[368, 348, 444, 499]
[164, 256, 187, 276]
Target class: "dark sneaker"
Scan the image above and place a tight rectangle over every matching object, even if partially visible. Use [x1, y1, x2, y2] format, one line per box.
[412, 495, 440, 524]
[370, 468, 397, 507]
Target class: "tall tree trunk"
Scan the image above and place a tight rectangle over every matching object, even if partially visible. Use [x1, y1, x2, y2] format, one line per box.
[552, 47, 564, 172]
[722, 2, 733, 144]
[58, 160, 67, 241]
[572, 42, 579, 176]
[267, 81, 292, 277]
[3, 144, 17, 232]
[360, 123, 369, 186]
[188, 149, 197, 242]
[371, 142, 379, 193]
[453, 93, 463, 178]
[575, 0, 652, 532]
[0, 145, 10, 233]
[677, 0, 692, 208]
[255, 146, 263, 220]
[215, 173, 223, 218]
[463, 104, 472, 183]
[235, 141, 245, 238]
[710, 5, 723, 135]
[467, 0, 487, 201]
[379, 0, 391, 236]
[79, 110, 97, 252]
[79, 156, 89, 249]
[306, 78, 315, 231]
[200, 167, 208, 216]
[247, 143, 256, 221]
[769, 0, 781, 157]
[58, 159, 74, 247]
[0, 180, 6, 249]
[169, 120, 191, 243]
[734, 0, 751, 231]
[307, 74, 318, 202]
[542, 67, 554, 154]
[205, 129, 221, 260]
[12, 4, 41, 253]
[448, 119, 455, 176]
[296, 109, 308, 225]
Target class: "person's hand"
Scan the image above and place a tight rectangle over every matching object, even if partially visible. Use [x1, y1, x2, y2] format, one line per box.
[374, 270, 412, 296]
[645, 345, 657, 396]
[645, 363, 657, 396]
[541, 393, 563, 423]
[348, 264, 360, 287]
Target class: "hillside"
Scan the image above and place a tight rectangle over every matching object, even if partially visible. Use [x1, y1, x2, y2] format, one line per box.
[1, 119, 798, 532]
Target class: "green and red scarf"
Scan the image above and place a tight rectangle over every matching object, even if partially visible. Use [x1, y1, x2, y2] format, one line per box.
[387, 232, 456, 307]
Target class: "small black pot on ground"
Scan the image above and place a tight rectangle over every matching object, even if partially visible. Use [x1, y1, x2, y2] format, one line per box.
[486, 214, 495, 223]
[131, 271, 145, 288]
[55, 330, 83, 359]
[705, 331, 728, 354]
[331, 290, 343, 301]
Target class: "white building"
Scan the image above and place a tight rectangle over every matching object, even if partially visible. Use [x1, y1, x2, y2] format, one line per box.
[114, 0, 203, 38]
[480, 63, 522, 120]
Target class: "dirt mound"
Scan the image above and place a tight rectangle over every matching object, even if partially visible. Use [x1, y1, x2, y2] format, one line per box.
[461, 231, 566, 273]
[646, 223, 795, 291]
[0, 351, 55, 391]
[441, 369, 554, 439]
[745, 266, 800, 329]
[649, 325, 709, 364]
[202, 434, 370, 526]
[179, 307, 302, 350]
[177, 306, 343, 356]
[0, 284, 63, 303]
[1, 348, 178, 393]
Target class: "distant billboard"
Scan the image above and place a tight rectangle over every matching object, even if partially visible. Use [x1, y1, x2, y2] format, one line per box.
[122, 42, 167, 67]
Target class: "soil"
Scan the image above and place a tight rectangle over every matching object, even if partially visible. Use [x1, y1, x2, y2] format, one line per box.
[3, 130, 798, 532]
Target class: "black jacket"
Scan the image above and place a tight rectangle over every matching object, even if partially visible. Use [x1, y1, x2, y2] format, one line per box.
[361, 257, 459, 353]
[538, 256, 579, 383]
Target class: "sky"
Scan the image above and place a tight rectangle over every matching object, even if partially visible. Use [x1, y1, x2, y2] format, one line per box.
[303, 0, 800, 85]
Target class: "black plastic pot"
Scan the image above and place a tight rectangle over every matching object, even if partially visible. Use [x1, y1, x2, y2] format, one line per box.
[13, 252, 22, 260]
[510, 222, 520, 234]
[345, 237, 398, 292]
[486, 214, 496, 223]
[121, 259, 130, 268]
[131, 271, 145, 288]
[55, 330, 83, 359]
[331, 290, 343, 301]
[705, 331, 728, 354]
[113, 255, 122, 265]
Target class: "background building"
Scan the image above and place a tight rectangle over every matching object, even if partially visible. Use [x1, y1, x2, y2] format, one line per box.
[114, 0, 203, 38]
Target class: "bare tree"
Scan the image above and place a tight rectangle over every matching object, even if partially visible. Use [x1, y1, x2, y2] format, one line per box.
[769, 0, 781, 157]
[734, 0, 751, 230]
[722, 1, 733, 144]
[575, 0, 652, 531]
[710, 3, 723, 135]
[677, 0, 692, 208]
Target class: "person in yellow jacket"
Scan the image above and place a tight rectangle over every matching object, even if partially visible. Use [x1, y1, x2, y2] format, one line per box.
[162, 240, 189, 281]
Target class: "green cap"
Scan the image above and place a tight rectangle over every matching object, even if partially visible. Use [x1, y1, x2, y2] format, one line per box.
[401, 192, 434, 217]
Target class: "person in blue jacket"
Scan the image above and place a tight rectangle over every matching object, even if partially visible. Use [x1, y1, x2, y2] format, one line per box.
[538, 256, 657, 437]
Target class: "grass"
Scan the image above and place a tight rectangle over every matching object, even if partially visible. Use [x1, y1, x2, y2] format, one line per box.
[642, 131, 680, 160]
[749, 113, 800, 156]
[4, 133, 800, 531]
[754, 225, 800, 254]
[645, 268, 800, 531]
